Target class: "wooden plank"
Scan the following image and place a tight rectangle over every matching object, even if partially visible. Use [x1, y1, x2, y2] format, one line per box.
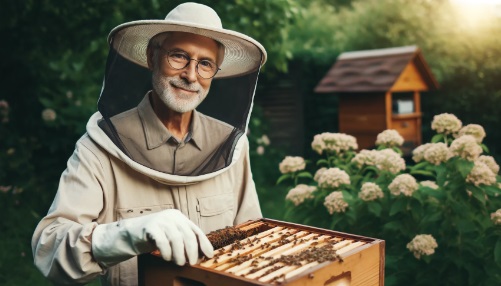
[339, 114, 386, 133]
[284, 242, 383, 286]
[391, 118, 418, 140]
[390, 62, 429, 92]
[385, 92, 392, 129]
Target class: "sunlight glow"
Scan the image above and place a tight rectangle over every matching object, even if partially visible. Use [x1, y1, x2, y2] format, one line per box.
[450, 0, 501, 4]
[449, 0, 501, 30]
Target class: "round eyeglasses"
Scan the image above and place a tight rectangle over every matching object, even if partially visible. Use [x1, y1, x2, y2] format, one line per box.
[161, 49, 220, 79]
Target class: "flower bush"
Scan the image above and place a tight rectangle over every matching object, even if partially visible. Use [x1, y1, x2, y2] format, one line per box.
[278, 113, 501, 285]
[406, 234, 438, 259]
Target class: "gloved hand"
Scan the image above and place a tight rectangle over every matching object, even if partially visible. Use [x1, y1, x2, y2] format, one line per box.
[91, 209, 213, 268]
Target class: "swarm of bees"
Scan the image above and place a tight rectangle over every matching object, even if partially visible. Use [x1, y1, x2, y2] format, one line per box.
[198, 221, 367, 285]
[206, 225, 263, 250]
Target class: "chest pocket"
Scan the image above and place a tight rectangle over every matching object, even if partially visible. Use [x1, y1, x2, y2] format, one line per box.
[197, 193, 234, 234]
[116, 204, 174, 220]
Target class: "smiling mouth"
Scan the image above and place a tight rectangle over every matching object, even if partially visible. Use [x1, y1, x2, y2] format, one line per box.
[171, 83, 198, 93]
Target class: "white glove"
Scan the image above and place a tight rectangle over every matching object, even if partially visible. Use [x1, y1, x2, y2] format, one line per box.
[91, 209, 214, 268]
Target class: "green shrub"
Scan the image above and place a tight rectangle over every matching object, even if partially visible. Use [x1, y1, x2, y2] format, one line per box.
[278, 113, 501, 286]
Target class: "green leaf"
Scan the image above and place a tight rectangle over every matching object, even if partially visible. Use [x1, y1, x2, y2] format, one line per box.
[382, 221, 402, 232]
[367, 202, 382, 217]
[421, 211, 442, 225]
[467, 186, 486, 205]
[410, 199, 424, 219]
[481, 143, 490, 153]
[410, 170, 435, 177]
[39, 97, 53, 107]
[431, 133, 444, 143]
[276, 174, 291, 185]
[448, 198, 465, 214]
[436, 164, 447, 186]
[484, 184, 501, 197]
[456, 159, 474, 179]
[426, 189, 446, 201]
[364, 166, 380, 174]
[316, 159, 329, 166]
[296, 171, 312, 179]
[389, 198, 407, 216]
[329, 215, 343, 229]
[409, 161, 429, 171]
[456, 219, 477, 233]
[495, 240, 501, 264]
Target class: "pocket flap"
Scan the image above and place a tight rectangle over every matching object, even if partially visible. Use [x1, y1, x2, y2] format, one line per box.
[116, 204, 173, 220]
[198, 194, 233, 217]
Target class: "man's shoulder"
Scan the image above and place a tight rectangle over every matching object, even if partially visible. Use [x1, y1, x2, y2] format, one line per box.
[110, 107, 142, 139]
[76, 133, 108, 158]
[110, 107, 140, 124]
[196, 111, 234, 133]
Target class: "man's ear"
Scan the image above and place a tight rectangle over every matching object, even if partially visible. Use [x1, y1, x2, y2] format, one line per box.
[146, 46, 154, 71]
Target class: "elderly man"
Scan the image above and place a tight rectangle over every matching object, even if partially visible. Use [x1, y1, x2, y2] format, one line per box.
[32, 3, 266, 285]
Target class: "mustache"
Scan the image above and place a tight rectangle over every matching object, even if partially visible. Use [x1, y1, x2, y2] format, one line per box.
[168, 77, 201, 92]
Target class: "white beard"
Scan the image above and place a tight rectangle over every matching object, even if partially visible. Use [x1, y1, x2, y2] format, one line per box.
[152, 69, 209, 113]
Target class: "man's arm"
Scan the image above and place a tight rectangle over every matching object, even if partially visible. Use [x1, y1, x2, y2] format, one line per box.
[32, 135, 214, 284]
[233, 136, 263, 225]
[31, 136, 107, 284]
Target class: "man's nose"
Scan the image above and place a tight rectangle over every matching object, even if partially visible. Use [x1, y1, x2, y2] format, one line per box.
[180, 60, 198, 83]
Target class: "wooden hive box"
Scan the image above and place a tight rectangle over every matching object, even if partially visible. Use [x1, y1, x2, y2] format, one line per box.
[314, 46, 439, 154]
[138, 218, 385, 286]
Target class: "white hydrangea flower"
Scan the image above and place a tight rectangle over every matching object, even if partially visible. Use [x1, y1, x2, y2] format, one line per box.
[42, 108, 57, 122]
[351, 149, 380, 168]
[466, 160, 497, 186]
[389, 174, 419, 197]
[324, 191, 348, 214]
[412, 143, 433, 163]
[0, 100, 9, 123]
[256, 146, 265, 155]
[311, 132, 358, 155]
[376, 149, 406, 174]
[420, 180, 439, 190]
[406, 234, 438, 259]
[311, 134, 326, 154]
[352, 149, 405, 174]
[322, 133, 358, 154]
[491, 209, 501, 225]
[431, 113, 462, 135]
[449, 135, 482, 161]
[456, 124, 486, 143]
[314, 167, 327, 182]
[279, 156, 306, 174]
[257, 134, 271, 146]
[0, 185, 12, 193]
[358, 182, 384, 201]
[376, 129, 404, 147]
[285, 184, 317, 206]
[316, 168, 350, 189]
[423, 143, 451, 165]
[477, 155, 499, 175]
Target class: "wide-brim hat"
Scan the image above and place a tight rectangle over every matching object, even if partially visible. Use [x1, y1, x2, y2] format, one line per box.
[107, 2, 267, 79]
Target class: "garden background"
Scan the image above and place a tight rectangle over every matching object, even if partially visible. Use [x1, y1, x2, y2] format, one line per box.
[1, 0, 501, 285]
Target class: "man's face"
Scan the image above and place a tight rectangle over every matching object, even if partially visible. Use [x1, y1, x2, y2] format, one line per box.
[151, 32, 219, 113]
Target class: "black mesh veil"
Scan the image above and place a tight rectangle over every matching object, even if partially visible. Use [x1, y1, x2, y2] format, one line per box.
[97, 44, 262, 176]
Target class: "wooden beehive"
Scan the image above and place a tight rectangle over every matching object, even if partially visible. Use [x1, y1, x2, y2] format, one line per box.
[138, 218, 385, 286]
[314, 46, 439, 154]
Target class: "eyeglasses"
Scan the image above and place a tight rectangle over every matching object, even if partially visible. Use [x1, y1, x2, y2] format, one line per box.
[160, 49, 220, 79]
